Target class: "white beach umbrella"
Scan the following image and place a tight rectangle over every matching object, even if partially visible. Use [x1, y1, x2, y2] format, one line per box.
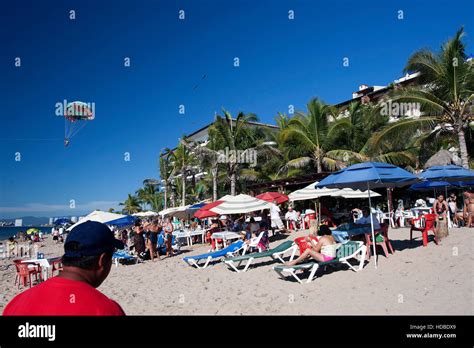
[288, 182, 340, 201]
[332, 188, 381, 199]
[67, 210, 134, 231]
[133, 211, 158, 217]
[158, 206, 181, 217]
[209, 194, 272, 215]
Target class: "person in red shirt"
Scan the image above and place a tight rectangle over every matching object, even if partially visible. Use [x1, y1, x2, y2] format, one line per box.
[3, 221, 126, 316]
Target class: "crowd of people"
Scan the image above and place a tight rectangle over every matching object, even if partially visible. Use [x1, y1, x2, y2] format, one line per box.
[112, 217, 176, 262]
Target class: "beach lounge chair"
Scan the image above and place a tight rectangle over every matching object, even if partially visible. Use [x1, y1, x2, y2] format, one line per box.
[273, 241, 367, 284]
[183, 240, 245, 269]
[113, 250, 138, 267]
[224, 240, 298, 272]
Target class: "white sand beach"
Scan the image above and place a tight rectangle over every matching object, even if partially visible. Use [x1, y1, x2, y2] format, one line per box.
[1, 227, 473, 315]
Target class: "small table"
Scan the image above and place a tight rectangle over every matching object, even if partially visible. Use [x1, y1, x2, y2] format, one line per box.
[331, 225, 372, 243]
[211, 231, 241, 250]
[21, 258, 51, 280]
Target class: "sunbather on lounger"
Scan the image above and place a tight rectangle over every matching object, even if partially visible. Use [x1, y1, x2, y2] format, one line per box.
[285, 227, 337, 266]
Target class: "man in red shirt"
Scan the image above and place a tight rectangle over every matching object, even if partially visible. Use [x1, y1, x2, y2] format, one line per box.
[3, 221, 126, 315]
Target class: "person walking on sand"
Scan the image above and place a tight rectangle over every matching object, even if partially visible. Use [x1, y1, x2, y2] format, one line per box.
[3, 221, 126, 316]
[270, 200, 285, 235]
[463, 190, 474, 228]
[433, 194, 449, 242]
[163, 218, 174, 257]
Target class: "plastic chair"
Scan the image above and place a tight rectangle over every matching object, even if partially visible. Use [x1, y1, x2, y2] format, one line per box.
[49, 257, 63, 276]
[409, 214, 438, 247]
[364, 228, 390, 259]
[381, 212, 395, 228]
[14, 261, 42, 288]
[294, 235, 319, 255]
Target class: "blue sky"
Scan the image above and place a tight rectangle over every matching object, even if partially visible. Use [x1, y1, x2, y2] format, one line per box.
[1, 0, 473, 218]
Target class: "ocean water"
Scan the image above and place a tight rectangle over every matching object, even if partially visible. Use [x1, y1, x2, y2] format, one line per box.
[0, 226, 52, 241]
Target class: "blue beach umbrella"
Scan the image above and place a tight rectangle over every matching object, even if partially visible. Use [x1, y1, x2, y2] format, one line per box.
[316, 162, 419, 268]
[409, 181, 453, 191]
[419, 165, 474, 182]
[419, 165, 474, 200]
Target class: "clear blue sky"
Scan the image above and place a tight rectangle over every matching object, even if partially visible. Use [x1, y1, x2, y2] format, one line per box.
[1, 0, 473, 218]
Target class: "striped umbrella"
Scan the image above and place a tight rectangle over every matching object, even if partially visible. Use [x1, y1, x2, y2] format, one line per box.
[194, 200, 224, 219]
[256, 192, 289, 204]
[209, 194, 272, 215]
[288, 182, 340, 201]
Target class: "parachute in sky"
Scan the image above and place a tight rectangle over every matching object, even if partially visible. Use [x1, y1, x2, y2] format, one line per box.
[63, 101, 95, 146]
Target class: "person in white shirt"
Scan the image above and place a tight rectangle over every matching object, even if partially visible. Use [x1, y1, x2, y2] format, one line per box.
[355, 207, 381, 230]
[284, 206, 298, 231]
[269, 200, 285, 234]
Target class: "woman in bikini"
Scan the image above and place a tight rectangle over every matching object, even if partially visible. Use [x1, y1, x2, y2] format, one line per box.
[463, 190, 474, 228]
[433, 194, 449, 240]
[285, 226, 338, 266]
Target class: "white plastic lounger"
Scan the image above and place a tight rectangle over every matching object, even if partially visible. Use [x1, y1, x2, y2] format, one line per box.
[273, 241, 367, 284]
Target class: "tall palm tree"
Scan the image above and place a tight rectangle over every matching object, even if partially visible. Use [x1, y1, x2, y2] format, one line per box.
[208, 110, 260, 195]
[180, 138, 224, 201]
[370, 27, 474, 168]
[324, 101, 419, 169]
[119, 194, 142, 214]
[159, 150, 173, 209]
[281, 98, 336, 173]
[169, 140, 196, 206]
[135, 184, 156, 210]
[149, 192, 164, 212]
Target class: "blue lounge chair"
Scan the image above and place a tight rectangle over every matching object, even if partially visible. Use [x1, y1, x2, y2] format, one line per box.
[113, 250, 138, 267]
[183, 240, 245, 269]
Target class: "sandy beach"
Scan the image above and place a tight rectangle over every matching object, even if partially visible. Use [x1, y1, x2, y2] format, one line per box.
[1, 227, 472, 315]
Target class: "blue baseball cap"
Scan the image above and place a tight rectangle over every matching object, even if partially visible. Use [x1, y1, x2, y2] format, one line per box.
[64, 221, 124, 257]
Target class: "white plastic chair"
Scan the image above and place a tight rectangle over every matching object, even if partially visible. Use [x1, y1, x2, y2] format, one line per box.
[245, 231, 265, 254]
[381, 212, 395, 228]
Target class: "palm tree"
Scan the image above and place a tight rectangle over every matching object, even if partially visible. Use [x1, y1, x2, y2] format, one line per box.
[149, 192, 164, 212]
[119, 194, 142, 214]
[159, 150, 172, 209]
[169, 140, 196, 206]
[180, 138, 224, 201]
[324, 101, 419, 169]
[135, 184, 157, 210]
[208, 110, 260, 195]
[281, 98, 336, 173]
[107, 208, 115, 213]
[370, 27, 474, 168]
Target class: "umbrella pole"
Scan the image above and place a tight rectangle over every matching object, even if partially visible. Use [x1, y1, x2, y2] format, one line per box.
[368, 182, 377, 269]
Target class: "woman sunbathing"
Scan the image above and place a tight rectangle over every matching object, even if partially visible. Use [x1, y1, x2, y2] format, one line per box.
[286, 226, 338, 266]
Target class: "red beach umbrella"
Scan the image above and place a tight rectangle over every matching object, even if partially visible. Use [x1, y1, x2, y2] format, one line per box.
[194, 200, 223, 219]
[256, 192, 289, 205]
